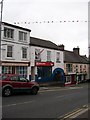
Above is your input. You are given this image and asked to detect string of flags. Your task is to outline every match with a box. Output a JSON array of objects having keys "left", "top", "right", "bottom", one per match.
[{"left": 14, "top": 20, "right": 89, "bottom": 25}]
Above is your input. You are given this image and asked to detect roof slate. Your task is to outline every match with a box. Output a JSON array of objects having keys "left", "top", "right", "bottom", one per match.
[
  {"left": 30, "top": 37, "right": 88, "bottom": 64},
  {"left": 30, "top": 37, "right": 59, "bottom": 50},
  {"left": 64, "top": 50, "right": 88, "bottom": 64}
]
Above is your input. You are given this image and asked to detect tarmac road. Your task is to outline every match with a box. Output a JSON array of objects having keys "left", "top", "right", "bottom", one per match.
[{"left": 1, "top": 83, "right": 89, "bottom": 119}]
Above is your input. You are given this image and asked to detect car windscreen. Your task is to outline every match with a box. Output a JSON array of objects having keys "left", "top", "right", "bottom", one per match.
[{"left": 0, "top": 75, "right": 8, "bottom": 80}]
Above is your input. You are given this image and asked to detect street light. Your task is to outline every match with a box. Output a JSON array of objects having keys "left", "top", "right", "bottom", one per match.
[{"left": 0, "top": 0, "right": 4, "bottom": 74}]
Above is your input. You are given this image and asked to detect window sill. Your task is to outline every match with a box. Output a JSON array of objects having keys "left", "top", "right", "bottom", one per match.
[
  {"left": 18, "top": 40, "right": 28, "bottom": 43},
  {"left": 3, "top": 37, "right": 14, "bottom": 41},
  {"left": 21, "top": 58, "right": 29, "bottom": 61},
  {"left": 5, "top": 57, "right": 15, "bottom": 60}
]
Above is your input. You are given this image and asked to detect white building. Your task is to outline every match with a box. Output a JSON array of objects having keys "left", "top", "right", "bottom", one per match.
[
  {"left": 1, "top": 22, "right": 31, "bottom": 78},
  {"left": 29, "top": 37, "right": 65, "bottom": 83},
  {"left": 1, "top": 22, "right": 65, "bottom": 83}
]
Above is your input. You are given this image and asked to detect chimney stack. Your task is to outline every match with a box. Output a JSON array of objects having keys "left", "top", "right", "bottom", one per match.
[
  {"left": 73, "top": 47, "right": 80, "bottom": 55},
  {"left": 58, "top": 44, "right": 65, "bottom": 50}
]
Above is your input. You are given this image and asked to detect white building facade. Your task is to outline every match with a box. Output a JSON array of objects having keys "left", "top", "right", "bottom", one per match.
[
  {"left": 1, "top": 22, "right": 31, "bottom": 78},
  {"left": 29, "top": 37, "right": 65, "bottom": 83},
  {"left": 1, "top": 23, "right": 65, "bottom": 83}
]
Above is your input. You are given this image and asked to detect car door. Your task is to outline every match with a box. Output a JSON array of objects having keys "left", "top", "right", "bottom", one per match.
[
  {"left": 18, "top": 76, "right": 32, "bottom": 92},
  {"left": 9, "top": 75, "right": 22, "bottom": 92}
]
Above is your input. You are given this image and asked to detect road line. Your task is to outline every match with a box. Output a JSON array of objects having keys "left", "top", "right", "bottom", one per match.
[
  {"left": 57, "top": 104, "right": 89, "bottom": 120},
  {"left": 64, "top": 108, "right": 83, "bottom": 119},
  {"left": 2, "top": 100, "right": 34, "bottom": 107},
  {"left": 56, "top": 93, "right": 75, "bottom": 99},
  {"left": 71, "top": 108, "right": 88, "bottom": 118},
  {"left": 69, "top": 87, "right": 83, "bottom": 89}
]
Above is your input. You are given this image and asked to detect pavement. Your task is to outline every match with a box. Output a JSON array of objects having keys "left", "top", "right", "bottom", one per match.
[{"left": 39, "top": 82, "right": 89, "bottom": 91}]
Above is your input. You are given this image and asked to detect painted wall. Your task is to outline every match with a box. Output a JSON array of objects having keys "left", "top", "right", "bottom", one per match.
[
  {"left": 1, "top": 24, "right": 30, "bottom": 62},
  {"left": 30, "top": 46, "right": 64, "bottom": 70},
  {"left": 64, "top": 63, "right": 89, "bottom": 80}
]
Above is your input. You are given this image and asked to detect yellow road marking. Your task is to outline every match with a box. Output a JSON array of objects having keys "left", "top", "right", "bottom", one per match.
[
  {"left": 64, "top": 108, "right": 83, "bottom": 119},
  {"left": 58, "top": 104, "right": 89, "bottom": 120}
]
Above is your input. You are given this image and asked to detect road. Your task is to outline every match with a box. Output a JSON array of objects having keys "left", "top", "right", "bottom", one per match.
[{"left": 2, "top": 83, "right": 89, "bottom": 119}]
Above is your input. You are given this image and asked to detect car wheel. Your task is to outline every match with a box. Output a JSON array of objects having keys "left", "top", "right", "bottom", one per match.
[
  {"left": 31, "top": 87, "right": 38, "bottom": 95},
  {"left": 3, "top": 87, "right": 12, "bottom": 97}
]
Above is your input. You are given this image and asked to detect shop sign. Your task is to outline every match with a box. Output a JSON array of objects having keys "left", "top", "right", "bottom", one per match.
[
  {"left": 35, "top": 62, "right": 54, "bottom": 66},
  {"left": 2, "top": 62, "right": 30, "bottom": 66}
]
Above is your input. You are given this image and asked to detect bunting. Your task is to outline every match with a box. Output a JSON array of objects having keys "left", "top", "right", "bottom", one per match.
[{"left": 13, "top": 20, "right": 89, "bottom": 25}]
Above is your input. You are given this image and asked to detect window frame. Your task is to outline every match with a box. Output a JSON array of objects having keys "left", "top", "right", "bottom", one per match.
[
  {"left": 35, "top": 49, "right": 41, "bottom": 61},
  {"left": 66, "top": 64, "right": 73, "bottom": 72},
  {"left": 47, "top": 50, "right": 51, "bottom": 61},
  {"left": 19, "top": 31, "right": 27, "bottom": 42},
  {"left": 22, "top": 47, "right": 27, "bottom": 59},
  {"left": 7, "top": 45, "right": 13, "bottom": 58},
  {"left": 56, "top": 52, "right": 60, "bottom": 63},
  {"left": 4, "top": 27, "right": 14, "bottom": 39}
]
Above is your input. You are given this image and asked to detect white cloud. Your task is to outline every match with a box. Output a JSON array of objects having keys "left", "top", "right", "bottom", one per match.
[{"left": 2, "top": 0, "right": 89, "bottom": 56}]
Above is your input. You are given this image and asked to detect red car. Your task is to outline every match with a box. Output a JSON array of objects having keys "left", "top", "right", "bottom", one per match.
[{"left": 0, "top": 74, "right": 39, "bottom": 97}]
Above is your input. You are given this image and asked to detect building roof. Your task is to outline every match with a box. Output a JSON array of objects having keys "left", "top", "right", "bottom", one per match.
[
  {"left": 64, "top": 50, "right": 88, "bottom": 64},
  {"left": 2, "top": 22, "right": 31, "bottom": 32},
  {"left": 30, "top": 37, "right": 60, "bottom": 50},
  {"left": 30, "top": 37, "right": 88, "bottom": 64}
]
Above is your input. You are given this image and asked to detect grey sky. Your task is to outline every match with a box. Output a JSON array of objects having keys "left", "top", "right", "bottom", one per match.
[{"left": 2, "top": 0, "right": 89, "bottom": 56}]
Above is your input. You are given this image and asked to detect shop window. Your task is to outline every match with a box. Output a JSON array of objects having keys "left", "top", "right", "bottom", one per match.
[
  {"left": 7, "top": 45, "right": 13, "bottom": 57},
  {"left": 4, "top": 27, "right": 14, "bottom": 39},
  {"left": 22, "top": 47, "right": 27, "bottom": 59},
  {"left": 66, "top": 76, "right": 71, "bottom": 82},
  {"left": 47, "top": 51, "right": 51, "bottom": 61},
  {"left": 16, "top": 66, "right": 27, "bottom": 78},
  {"left": 19, "top": 31, "right": 27, "bottom": 42},
  {"left": 2, "top": 66, "right": 15, "bottom": 74},
  {"left": 37, "top": 66, "right": 52, "bottom": 78}
]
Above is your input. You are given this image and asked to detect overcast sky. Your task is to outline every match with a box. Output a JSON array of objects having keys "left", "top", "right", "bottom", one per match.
[{"left": 2, "top": 0, "right": 89, "bottom": 56}]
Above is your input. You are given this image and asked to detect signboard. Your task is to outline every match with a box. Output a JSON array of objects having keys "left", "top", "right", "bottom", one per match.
[
  {"left": 2, "top": 62, "right": 30, "bottom": 66},
  {"left": 35, "top": 62, "right": 54, "bottom": 66}
]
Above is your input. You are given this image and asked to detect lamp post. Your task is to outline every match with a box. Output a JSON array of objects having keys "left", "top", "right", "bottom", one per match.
[
  {"left": 0, "top": 1, "right": 3, "bottom": 120},
  {"left": 0, "top": 0, "right": 4, "bottom": 74}
]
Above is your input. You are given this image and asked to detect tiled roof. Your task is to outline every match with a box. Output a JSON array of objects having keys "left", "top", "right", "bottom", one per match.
[
  {"left": 30, "top": 37, "right": 59, "bottom": 50},
  {"left": 30, "top": 37, "right": 88, "bottom": 64},
  {"left": 64, "top": 50, "right": 88, "bottom": 64}
]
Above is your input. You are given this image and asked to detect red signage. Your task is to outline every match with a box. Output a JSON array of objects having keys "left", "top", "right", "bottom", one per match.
[{"left": 35, "top": 62, "right": 54, "bottom": 66}]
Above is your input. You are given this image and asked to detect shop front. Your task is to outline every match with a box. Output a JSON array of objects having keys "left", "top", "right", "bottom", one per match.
[
  {"left": 2, "top": 61, "right": 30, "bottom": 78},
  {"left": 76, "top": 72, "right": 87, "bottom": 83},
  {"left": 35, "top": 61, "right": 54, "bottom": 82}
]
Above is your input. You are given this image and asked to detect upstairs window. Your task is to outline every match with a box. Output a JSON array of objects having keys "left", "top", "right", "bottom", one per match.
[
  {"left": 56, "top": 52, "right": 60, "bottom": 63},
  {"left": 47, "top": 51, "right": 51, "bottom": 61},
  {"left": 66, "top": 64, "right": 73, "bottom": 72},
  {"left": 80, "top": 65, "right": 82, "bottom": 72},
  {"left": 7, "top": 45, "right": 13, "bottom": 58},
  {"left": 22, "top": 47, "right": 27, "bottom": 59},
  {"left": 4, "top": 27, "right": 14, "bottom": 39},
  {"left": 19, "top": 31, "right": 27, "bottom": 42},
  {"left": 35, "top": 49, "right": 41, "bottom": 61}
]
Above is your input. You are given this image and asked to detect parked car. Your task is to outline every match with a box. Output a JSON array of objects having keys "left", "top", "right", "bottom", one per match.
[{"left": 0, "top": 74, "right": 39, "bottom": 97}]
